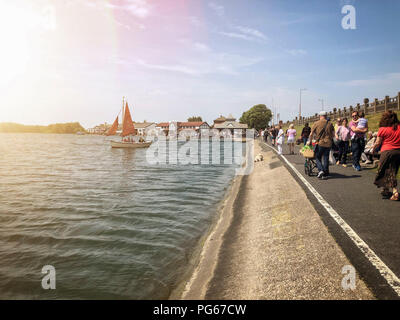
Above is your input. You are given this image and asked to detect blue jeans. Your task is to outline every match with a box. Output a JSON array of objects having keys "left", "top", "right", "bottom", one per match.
[
  {"left": 315, "top": 145, "right": 331, "bottom": 174},
  {"left": 303, "top": 137, "right": 308, "bottom": 146},
  {"left": 351, "top": 137, "right": 365, "bottom": 168}
]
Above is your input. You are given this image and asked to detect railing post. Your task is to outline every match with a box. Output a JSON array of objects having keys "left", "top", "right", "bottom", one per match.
[
  {"left": 374, "top": 98, "right": 378, "bottom": 113},
  {"left": 398, "top": 92, "right": 400, "bottom": 111},
  {"left": 385, "top": 95, "right": 390, "bottom": 112},
  {"left": 364, "top": 98, "right": 369, "bottom": 115},
  {"left": 356, "top": 103, "right": 361, "bottom": 115}
]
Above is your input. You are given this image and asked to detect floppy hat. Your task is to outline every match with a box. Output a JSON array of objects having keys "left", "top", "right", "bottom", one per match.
[{"left": 319, "top": 111, "right": 327, "bottom": 116}]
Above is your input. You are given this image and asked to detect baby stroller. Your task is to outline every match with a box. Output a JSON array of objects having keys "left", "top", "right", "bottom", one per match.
[{"left": 302, "top": 143, "right": 318, "bottom": 176}]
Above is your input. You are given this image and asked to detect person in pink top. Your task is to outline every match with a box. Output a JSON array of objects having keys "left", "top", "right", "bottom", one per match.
[
  {"left": 373, "top": 111, "right": 400, "bottom": 201},
  {"left": 286, "top": 124, "right": 297, "bottom": 155},
  {"left": 335, "top": 118, "right": 351, "bottom": 167}
]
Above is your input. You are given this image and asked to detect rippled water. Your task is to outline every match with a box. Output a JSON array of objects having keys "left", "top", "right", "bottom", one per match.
[{"left": 0, "top": 133, "right": 241, "bottom": 299}]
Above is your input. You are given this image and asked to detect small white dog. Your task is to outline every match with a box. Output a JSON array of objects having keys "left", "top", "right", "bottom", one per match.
[{"left": 254, "top": 153, "right": 264, "bottom": 162}]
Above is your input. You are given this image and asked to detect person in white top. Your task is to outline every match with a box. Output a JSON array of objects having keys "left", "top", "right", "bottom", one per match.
[{"left": 276, "top": 125, "right": 285, "bottom": 155}]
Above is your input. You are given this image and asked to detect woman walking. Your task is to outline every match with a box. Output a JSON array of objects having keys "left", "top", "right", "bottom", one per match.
[
  {"left": 373, "top": 111, "right": 400, "bottom": 201},
  {"left": 286, "top": 124, "right": 297, "bottom": 154},
  {"left": 276, "top": 125, "right": 284, "bottom": 155},
  {"left": 301, "top": 123, "right": 311, "bottom": 146},
  {"left": 335, "top": 118, "right": 351, "bottom": 167}
]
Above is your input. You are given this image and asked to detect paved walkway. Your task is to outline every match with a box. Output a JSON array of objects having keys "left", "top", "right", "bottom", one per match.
[
  {"left": 262, "top": 139, "right": 400, "bottom": 299},
  {"left": 182, "top": 141, "right": 374, "bottom": 300}
]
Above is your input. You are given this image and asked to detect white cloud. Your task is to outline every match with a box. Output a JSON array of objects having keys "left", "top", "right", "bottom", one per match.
[
  {"left": 218, "top": 31, "right": 254, "bottom": 41},
  {"left": 136, "top": 59, "right": 199, "bottom": 75},
  {"left": 124, "top": 0, "right": 151, "bottom": 18},
  {"left": 286, "top": 49, "right": 307, "bottom": 56},
  {"left": 187, "top": 16, "right": 203, "bottom": 28},
  {"left": 218, "top": 26, "right": 267, "bottom": 43},
  {"left": 135, "top": 52, "right": 263, "bottom": 77},
  {"left": 193, "top": 42, "right": 211, "bottom": 53},
  {"left": 235, "top": 26, "right": 267, "bottom": 40},
  {"left": 84, "top": 0, "right": 152, "bottom": 19},
  {"left": 208, "top": 2, "right": 225, "bottom": 17}
]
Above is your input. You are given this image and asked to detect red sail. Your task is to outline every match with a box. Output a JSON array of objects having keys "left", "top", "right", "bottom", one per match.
[
  {"left": 106, "top": 116, "right": 119, "bottom": 136},
  {"left": 122, "top": 102, "right": 136, "bottom": 137}
]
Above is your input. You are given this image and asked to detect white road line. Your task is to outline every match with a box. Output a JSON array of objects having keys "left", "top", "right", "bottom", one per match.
[{"left": 264, "top": 142, "right": 400, "bottom": 296}]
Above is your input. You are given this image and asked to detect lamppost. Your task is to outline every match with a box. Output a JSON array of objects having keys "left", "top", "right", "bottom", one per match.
[
  {"left": 299, "top": 88, "right": 307, "bottom": 119},
  {"left": 318, "top": 98, "right": 324, "bottom": 111}
]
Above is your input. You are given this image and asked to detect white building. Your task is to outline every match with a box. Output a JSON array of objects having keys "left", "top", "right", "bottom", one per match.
[{"left": 134, "top": 122, "right": 156, "bottom": 136}]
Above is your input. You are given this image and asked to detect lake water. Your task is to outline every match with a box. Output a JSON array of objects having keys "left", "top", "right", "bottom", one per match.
[{"left": 0, "top": 133, "right": 242, "bottom": 299}]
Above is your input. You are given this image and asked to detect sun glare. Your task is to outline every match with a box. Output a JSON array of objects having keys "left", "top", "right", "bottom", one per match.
[{"left": 0, "top": 3, "right": 35, "bottom": 86}]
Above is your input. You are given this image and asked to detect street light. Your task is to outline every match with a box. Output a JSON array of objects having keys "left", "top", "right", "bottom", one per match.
[
  {"left": 318, "top": 98, "right": 324, "bottom": 111},
  {"left": 299, "top": 88, "right": 307, "bottom": 119}
]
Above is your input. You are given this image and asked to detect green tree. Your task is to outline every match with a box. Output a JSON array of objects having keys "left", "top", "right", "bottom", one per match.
[
  {"left": 239, "top": 104, "right": 272, "bottom": 131},
  {"left": 187, "top": 116, "right": 203, "bottom": 122}
]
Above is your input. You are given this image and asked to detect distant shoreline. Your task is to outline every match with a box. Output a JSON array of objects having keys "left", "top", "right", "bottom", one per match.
[{"left": 0, "top": 122, "right": 86, "bottom": 134}]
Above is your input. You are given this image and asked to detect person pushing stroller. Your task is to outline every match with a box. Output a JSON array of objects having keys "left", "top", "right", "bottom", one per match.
[{"left": 307, "top": 111, "right": 335, "bottom": 180}]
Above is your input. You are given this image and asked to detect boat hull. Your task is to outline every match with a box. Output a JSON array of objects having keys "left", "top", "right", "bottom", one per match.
[{"left": 111, "top": 141, "right": 152, "bottom": 148}]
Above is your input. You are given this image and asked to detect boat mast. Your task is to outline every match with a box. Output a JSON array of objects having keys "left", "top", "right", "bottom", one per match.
[{"left": 121, "top": 96, "right": 125, "bottom": 125}]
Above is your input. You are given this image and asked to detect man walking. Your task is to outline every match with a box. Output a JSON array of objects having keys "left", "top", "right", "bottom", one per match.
[
  {"left": 349, "top": 111, "right": 368, "bottom": 171},
  {"left": 308, "top": 111, "right": 335, "bottom": 180}
]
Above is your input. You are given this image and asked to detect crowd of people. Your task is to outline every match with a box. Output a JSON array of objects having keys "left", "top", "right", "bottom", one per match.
[{"left": 260, "top": 110, "right": 400, "bottom": 201}]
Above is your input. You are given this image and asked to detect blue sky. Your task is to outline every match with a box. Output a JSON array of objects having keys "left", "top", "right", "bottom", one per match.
[{"left": 1, "top": 0, "right": 399, "bottom": 128}]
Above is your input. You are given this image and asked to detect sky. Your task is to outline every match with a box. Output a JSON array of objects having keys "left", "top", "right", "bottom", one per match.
[{"left": 0, "top": 0, "right": 399, "bottom": 128}]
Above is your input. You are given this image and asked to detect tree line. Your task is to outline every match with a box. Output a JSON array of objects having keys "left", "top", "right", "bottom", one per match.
[{"left": 0, "top": 122, "right": 86, "bottom": 134}]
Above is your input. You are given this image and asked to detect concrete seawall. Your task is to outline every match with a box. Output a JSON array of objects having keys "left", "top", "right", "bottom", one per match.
[{"left": 180, "top": 140, "right": 374, "bottom": 299}]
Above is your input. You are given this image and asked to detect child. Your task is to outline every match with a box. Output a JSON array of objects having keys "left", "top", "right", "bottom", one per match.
[{"left": 352, "top": 113, "right": 367, "bottom": 139}]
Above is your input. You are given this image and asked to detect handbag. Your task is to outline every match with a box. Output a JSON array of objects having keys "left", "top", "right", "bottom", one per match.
[
  {"left": 316, "top": 120, "right": 330, "bottom": 144},
  {"left": 302, "top": 148, "right": 315, "bottom": 158}
]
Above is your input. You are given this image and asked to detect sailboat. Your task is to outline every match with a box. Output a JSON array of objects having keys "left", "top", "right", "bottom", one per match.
[{"left": 108, "top": 98, "right": 152, "bottom": 149}]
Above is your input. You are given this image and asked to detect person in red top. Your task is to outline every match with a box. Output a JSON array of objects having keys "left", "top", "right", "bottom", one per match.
[{"left": 373, "top": 111, "right": 400, "bottom": 201}]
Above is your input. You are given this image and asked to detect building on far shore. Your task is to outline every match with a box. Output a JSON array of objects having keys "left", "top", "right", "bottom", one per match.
[
  {"left": 87, "top": 123, "right": 111, "bottom": 135},
  {"left": 211, "top": 114, "right": 248, "bottom": 138},
  {"left": 156, "top": 121, "right": 210, "bottom": 136},
  {"left": 212, "top": 115, "right": 247, "bottom": 130},
  {"left": 134, "top": 122, "right": 156, "bottom": 136},
  {"left": 156, "top": 122, "right": 170, "bottom": 136}
]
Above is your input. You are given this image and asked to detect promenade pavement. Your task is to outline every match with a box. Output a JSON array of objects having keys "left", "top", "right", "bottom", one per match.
[{"left": 182, "top": 141, "right": 374, "bottom": 300}]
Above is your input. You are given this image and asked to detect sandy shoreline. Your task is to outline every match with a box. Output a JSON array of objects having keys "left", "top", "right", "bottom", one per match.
[{"left": 177, "top": 140, "right": 375, "bottom": 300}]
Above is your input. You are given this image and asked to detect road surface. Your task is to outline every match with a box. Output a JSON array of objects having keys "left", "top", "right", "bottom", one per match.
[{"left": 262, "top": 140, "right": 400, "bottom": 299}]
